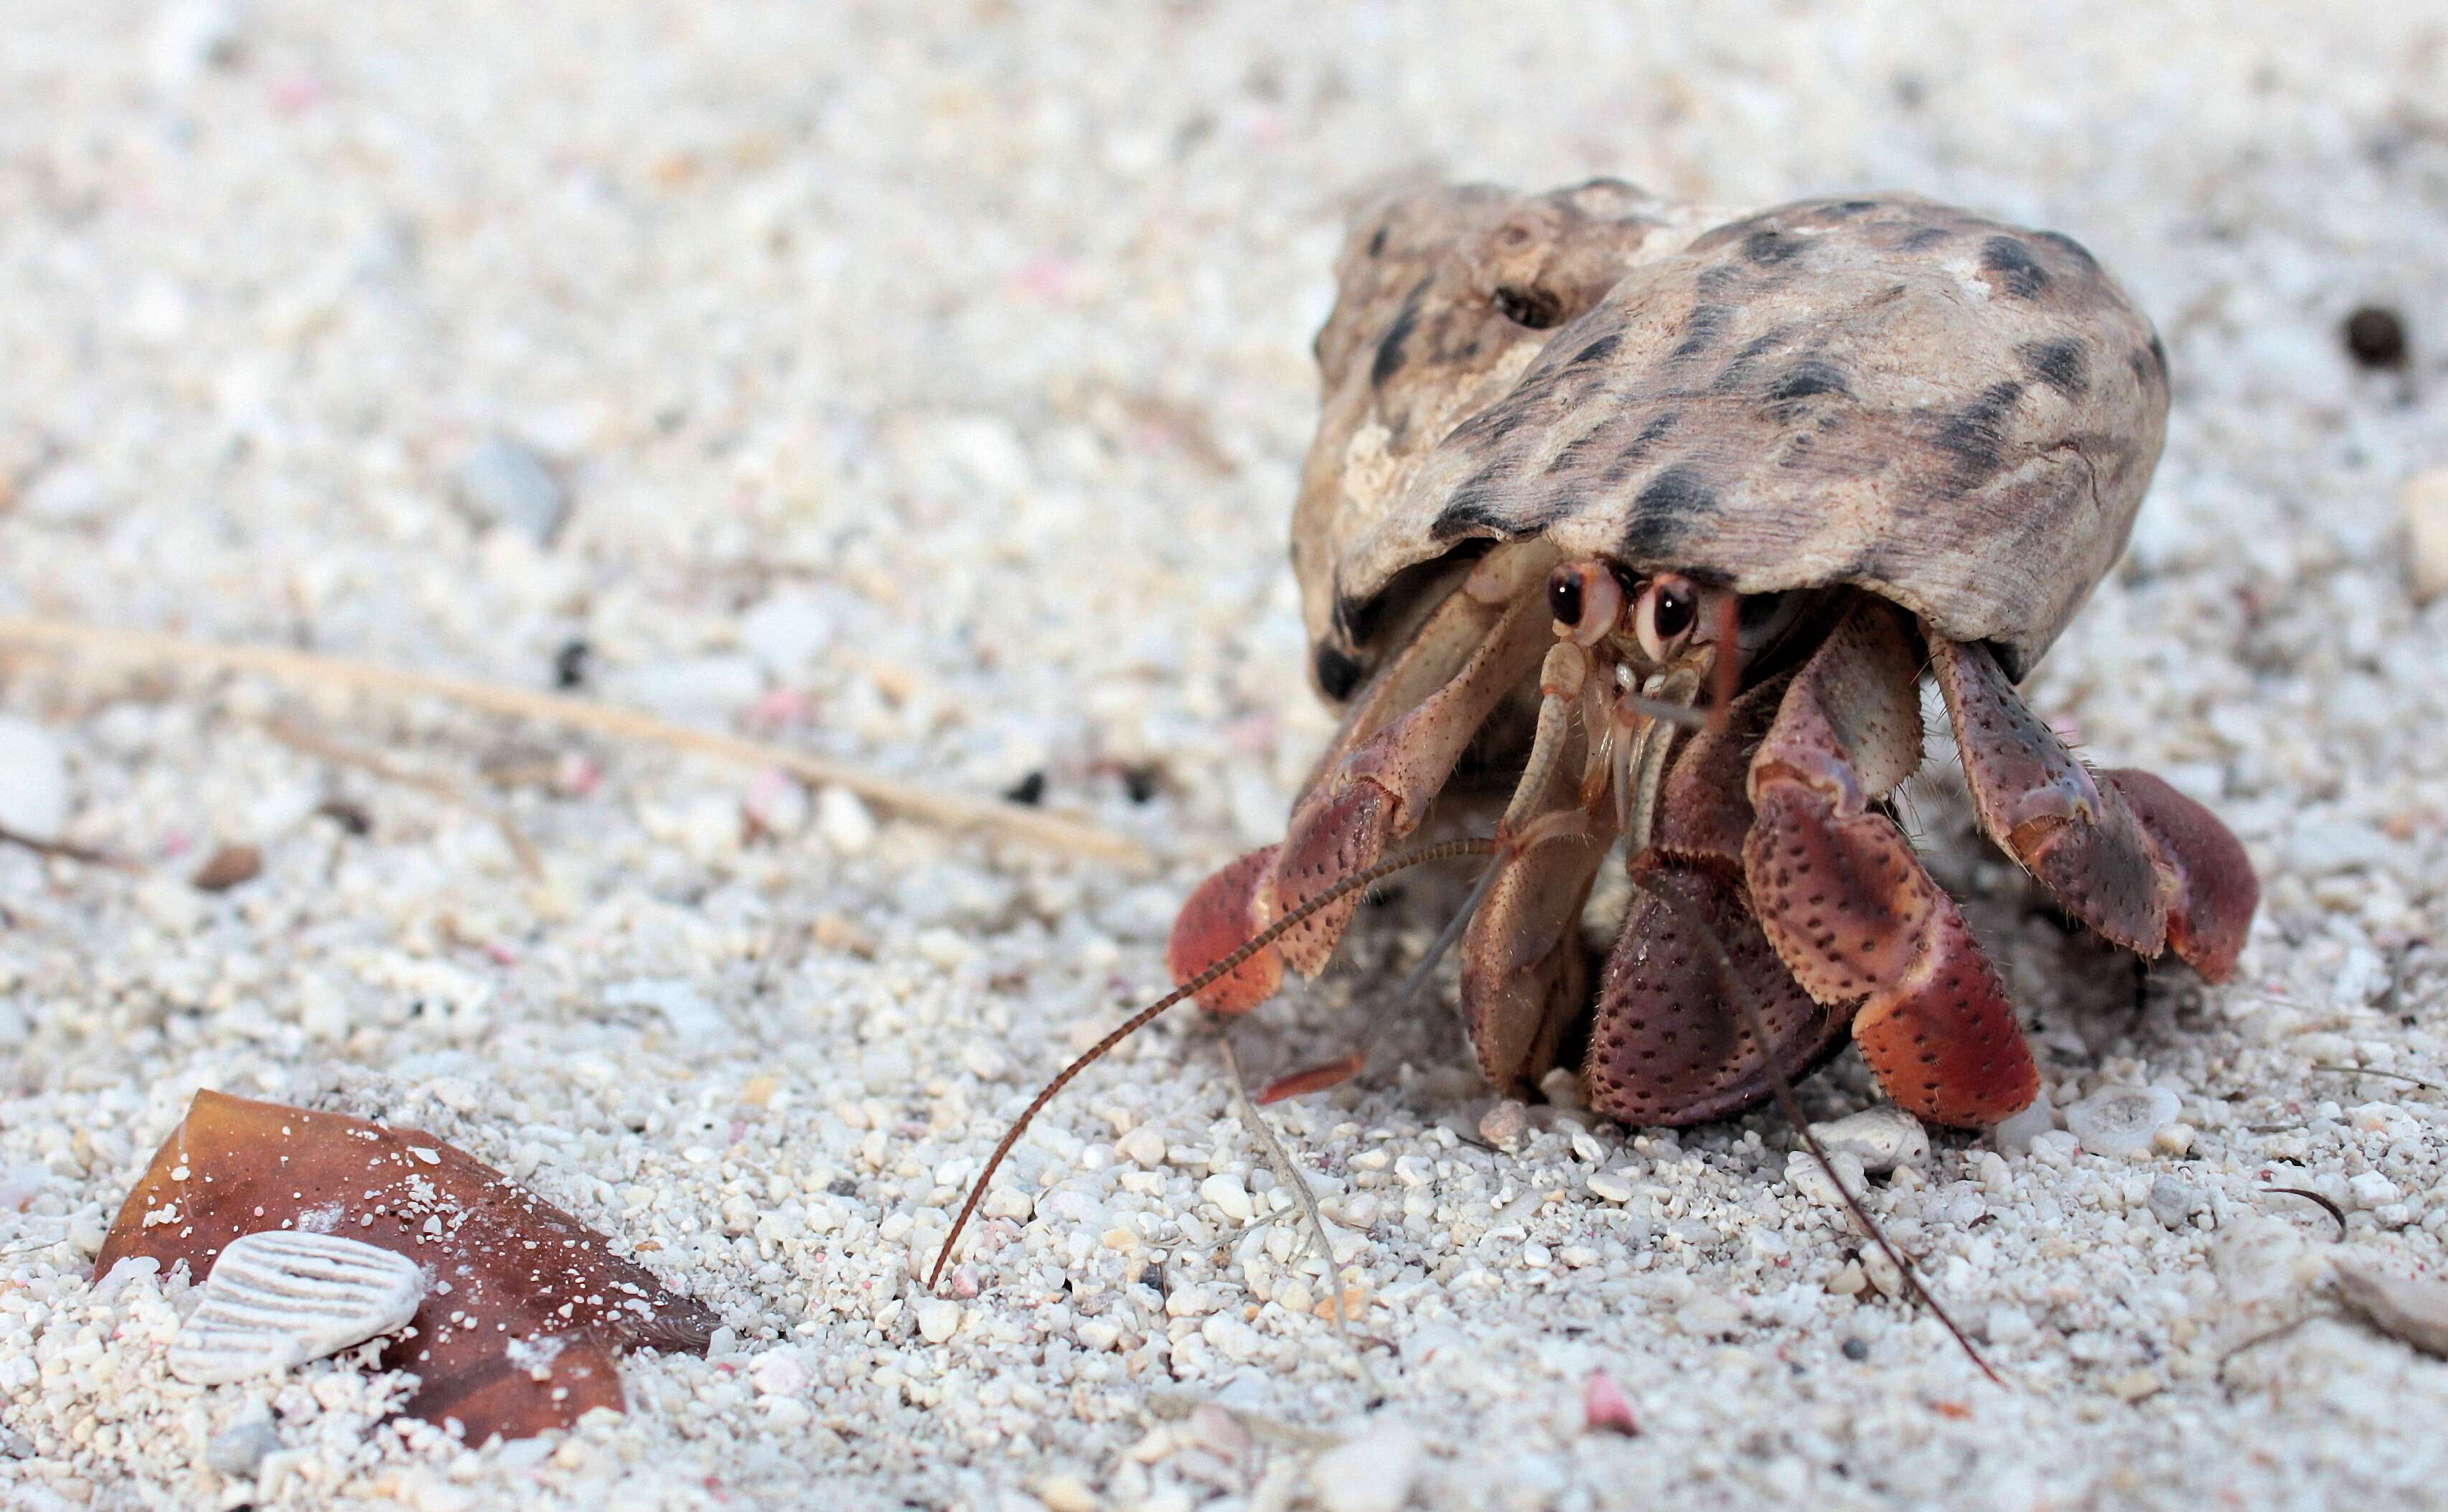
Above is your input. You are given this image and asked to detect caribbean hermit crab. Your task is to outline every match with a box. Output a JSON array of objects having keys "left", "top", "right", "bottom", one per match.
[{"left": 1164, "top": 179, "right": 2259, "bottom": 1132}]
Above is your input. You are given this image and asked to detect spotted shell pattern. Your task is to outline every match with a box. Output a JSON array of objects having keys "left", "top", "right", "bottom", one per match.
[{"left": 1298, "top": 182, "right": 2170, "bottom": 685}]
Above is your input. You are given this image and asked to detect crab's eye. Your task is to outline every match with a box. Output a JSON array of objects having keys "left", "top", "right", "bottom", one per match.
[
  {"left": 1546, "top": 562, "right": 1624, "bottom": 647},
  {"left": 1634, "top": 575, "right": 1700, "bottom": 661}
]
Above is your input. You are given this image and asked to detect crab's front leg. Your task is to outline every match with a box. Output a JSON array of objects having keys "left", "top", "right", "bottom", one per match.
[
  {"left": 1741, "top": 603, "right": 2041, "bottom": 1128},
  {"left": 1168, "top": 546, "right": 1558, "bottom": 1012},
  {"left": 1932, "top": 637, "right": 2256, "bottom": 980}
]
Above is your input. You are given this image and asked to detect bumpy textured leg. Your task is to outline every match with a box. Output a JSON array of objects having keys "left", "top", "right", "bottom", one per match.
[
  {"left": 1577, "top": 671, "right": 1845, "bottom": 1125},
  {"left": 1585, "top": 856, "right": 1847, "bottom": 1127},
  {"left": 1743, "top": 604, "right": 2040, "bottom": 1127},
  {"left": 1931, "top": 637, "right": 2167, "bottom": 957},
  {"left": 2098, "top": 769, "right": 2257, "bottom": 980},
  {"left": 1167, "top": 557, "right": 1552, "bottom": 1008},
  {"left": 1265, "top": 590, "right": 1553, "bottom": 974}
]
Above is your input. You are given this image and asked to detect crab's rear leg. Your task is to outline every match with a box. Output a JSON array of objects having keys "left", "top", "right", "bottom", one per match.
[
  {"left": 1743, "top": 604, "right": 2040, "bottom": 1127},
  {"left": 1932, "top": 637, "right": 2255, "bottom": 980}
]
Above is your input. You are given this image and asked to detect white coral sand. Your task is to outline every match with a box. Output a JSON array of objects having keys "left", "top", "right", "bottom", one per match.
[{"left": 1, "top": 2, "right": 2445, "bottom": 1508}]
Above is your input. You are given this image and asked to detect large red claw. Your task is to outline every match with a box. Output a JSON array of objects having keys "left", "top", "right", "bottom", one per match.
[
  {"left": 1747, "top": 775, "right": 2040, "bottom": 1129},
  {"left": 1168, "top": 845, "right": 1285, "bottom": 1013},
  {"left": 2101, "top": 769, "right": 2259, "bottom": 981}
]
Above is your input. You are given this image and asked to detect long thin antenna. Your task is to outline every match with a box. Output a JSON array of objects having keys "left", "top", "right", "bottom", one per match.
[
  {"left": 1628, "top": 866, "right": 2004, "bottom": 1386},
  {"left": 927, "top": 835, "right": 1500, "bottom": 1289}
]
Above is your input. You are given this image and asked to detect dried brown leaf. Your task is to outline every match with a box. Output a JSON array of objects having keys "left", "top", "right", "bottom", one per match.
[{"left": 97, "top": 1090, "right": 716, "bottom": 1442}]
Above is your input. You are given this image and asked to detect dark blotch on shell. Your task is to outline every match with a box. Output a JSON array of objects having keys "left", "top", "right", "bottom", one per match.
[
  {"left": 1674, "top": 304, "right": 1731, "bottom": 360},
  {"left": 2017, "top": 338, "right": 2089, "bottom": 398},
  {"left": 1933, "top": 380, "right": 2025, "bottom": 481},
  {"left": 1979, "top": 236, "right": 2050, "bottom": 299},
  {"left": 1371, "top": 283, "right": 1427, "bottom": 387},
  {"left": 1743, "top": 229, "right": 1803, "bottom": 264},
  {"left": 1622, "top": 464, "right": 1719, "bottom": 558},
  {"left": 1767, "top": 360, "right": 1852, "bottom": 413}
]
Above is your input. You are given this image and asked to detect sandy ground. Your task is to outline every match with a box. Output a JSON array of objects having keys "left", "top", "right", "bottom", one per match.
[{"left": 4, "top": 1, "right": 2448, "bottom": 1508}]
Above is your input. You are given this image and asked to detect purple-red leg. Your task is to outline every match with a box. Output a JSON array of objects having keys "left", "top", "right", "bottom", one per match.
[
  {"left": 1743, "top": 605, "right": 2040, "bottom": 1127},
  {"left": 1933, "top": 636, "right": 2256, "bottom": 979}
]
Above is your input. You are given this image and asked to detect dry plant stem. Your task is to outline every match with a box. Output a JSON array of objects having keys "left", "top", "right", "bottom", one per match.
[
  {"left": 0, "top": 825, "right": 133, "bottom": 871},
  {"left": 927, "top": 836, "right": 1501, "bottom": 1290},
  {"left": 1218, "top": 1036, "right": 1363, "bottom": 1358},
  {"left": 268, "top": 718, "right": 543, "bottom": 878},
  {"left": 1629, "top": 865, "right": 2004, "bottom": 1387},
  {"left": 2311, "top": 1063, "right": 2448, "bottom": 1096},
  {"left": 0, "top": 614, "right": 1146, "bottom": 865},
  {"left": 1220, "top": 1035, "right": 1382, "bottom": 1398}
]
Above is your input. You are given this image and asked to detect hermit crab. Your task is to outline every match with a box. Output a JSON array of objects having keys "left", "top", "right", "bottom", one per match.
[
  {"left": 933, "top": 180, "right": 2259, "bottom": 1293},
  {"left": 1163, "top": 179, "right": 2258, "bottom": 1132}
]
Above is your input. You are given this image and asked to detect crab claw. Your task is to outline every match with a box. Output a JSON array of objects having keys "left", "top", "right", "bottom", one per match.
[
  {"left": 1745, "top": 605, "right": 2040, "bottom": 1128},
  {"left": 1167, "top": 846, "right": 1286, "bottom": 1013},
  {"left": 2100, "top": 769, "right": 2257, "bottom": 980}
]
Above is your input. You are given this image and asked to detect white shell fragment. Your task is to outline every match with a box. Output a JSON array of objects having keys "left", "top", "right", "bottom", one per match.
[
  {"left": 2063, "top": 1086, "right": 2183, "bottom": 1158},
  {"left": 1785, "top": 1147, "right": 1869, "bottom": 1208},
  {"left": 1806, "top": 1106, "right": 1931, "bottom": 1173},
  {"left": 2404, "top": 466, "right": 2448, "bottom": 605},
  {"left": 168, "top": 1231, "right": 426, "bottom": 1386}
]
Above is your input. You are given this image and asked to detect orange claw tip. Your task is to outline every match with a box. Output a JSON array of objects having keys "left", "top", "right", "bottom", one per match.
[
  {"left": 1168, "top": 845, "right": 1286, "bottom": 1013},
  {"left": 2101, "top": 769, "right": 2258, "bottom": 982},
  {"left": 1257, "top": 1049, "right": 1367, "bottom": 1104}
]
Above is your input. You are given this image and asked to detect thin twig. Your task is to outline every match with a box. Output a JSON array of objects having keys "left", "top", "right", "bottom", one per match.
[
  {"left": 0, "top": 614, "right": 1147, "bottom": 865},
  {"left": 1219, "top": 1035, "right": 1374, "bottom": 1392},
  {"left": 0, "top": 825, "right": 136, "bottom": 871},
  {"left": 2311, "top": 1063, "right": 2448, "bottom": 1097},
  {"left": 268, "top": 718, "right": 543, "bottom": 878}
]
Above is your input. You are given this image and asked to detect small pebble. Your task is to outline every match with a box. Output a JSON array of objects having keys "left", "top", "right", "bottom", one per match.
[
  {"left": 2064, "top": 1086, "right": 2182, "bottom": 1158},
  {"left": 737, "top": 591, "right": 837, "bottom": 676},
  {"left": 1785, "top": 1147, "right": 1868, "bottom": 1208},
  {"left": 203, "top": 1420, "right": 281, "bottom": 1478},
  {"left": 1992, "top": 1086, "right": 2057, "bottom": 1155},
  {"left": 1806, "top": 1106, "right": 1930, "bottom": 1173},
  {"left": 192, "top": 842, "right": 263, "bottom": 892},
  {"left": 914, "top": 1299, "right": 962, "bottom": 1344},
  {"left": 1309, "top": 1420, "right": 1424, "bottom": 1512},
  {"left": 2404, "top": 466, "right": 2448, "bottom": 606},
  {"left": 816, "top": 786, "right": 878, "bottom": 855},
  {"left": 2344, "top": 306, "right": 2409, "bottom": 370},
  {"left": 1582, "top": 1371, "right": 1638, "bottom": 1435},
  {"left": 1840, "top": 1337, "right": 1870, "bottom": 1361},
  {"left": 455, "top": 436, "right": 568, "bottom": 545},
  {"left": 1478, "top": 1100, "right": 1529, "bottom": 1152},
  {"left": 0, "top": 717, "right": 70, "bottom": 842},
  {"left": 2147, "top": 1175, "right": 2205, "bottom": 1230},
  {"left": 1585, "top": 1169, "right": 1634, "bottom": 1204},
  {"left": 1200, "top": 1173, "right": 1254, "bottom": 1223}
]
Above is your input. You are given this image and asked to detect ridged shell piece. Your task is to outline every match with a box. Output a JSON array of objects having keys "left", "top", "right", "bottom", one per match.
[{"left": 168, "top": 1231, "right": 426, "bottom": 1385}]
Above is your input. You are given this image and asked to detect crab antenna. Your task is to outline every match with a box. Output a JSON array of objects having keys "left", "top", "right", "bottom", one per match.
[
  {"left": 1627, "top": 864, "right": 2006, "bottom": 1388},
  {"left": 927, "top": 835, "right": 1501, "bottom": 1290}
]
